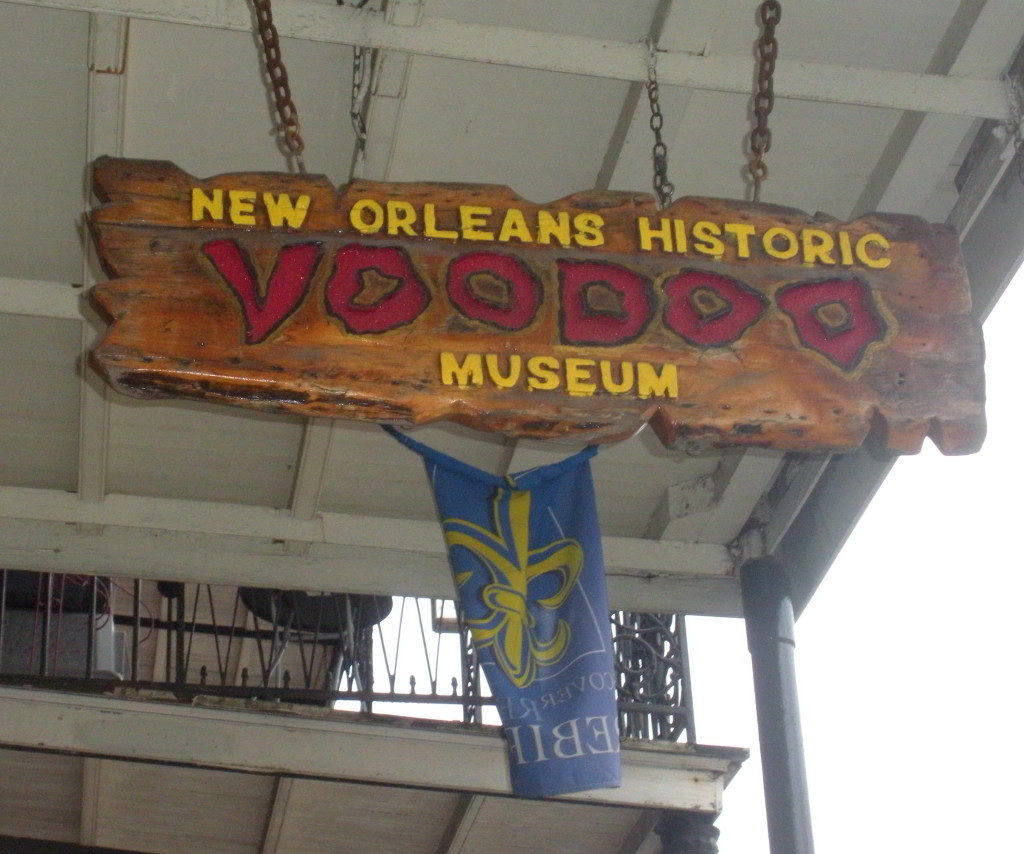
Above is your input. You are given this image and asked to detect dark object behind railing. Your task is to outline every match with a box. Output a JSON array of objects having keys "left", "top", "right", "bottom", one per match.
[
  {"left": 0, "top": 572, "right": 115, "bottom": 678},
  {"left": 0, "top": 571, "right": 695, "bottom": 742}
]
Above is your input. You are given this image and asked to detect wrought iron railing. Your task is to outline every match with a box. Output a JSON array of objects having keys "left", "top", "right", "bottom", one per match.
[{"left": 0, "top": 570, "right": 695, "bottom": 743}]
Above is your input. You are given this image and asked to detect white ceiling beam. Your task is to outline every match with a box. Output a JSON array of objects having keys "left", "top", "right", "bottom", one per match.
[
  {"left": 0, "top": 486, "right": 741, "bottom": 615},
  {"left": 79, "top": 757, "right": 103, "bottom": 846},
  {"left": 648, "top": 450, "right": 782, "bottom": 544},
  {"left": 0, "top": 686, "right": 744, "bottom": 810},
  {"left": 77, "top": 12, "right": 127, "bottom": 504},
  {"left": 289, "top": 418, "right": 334, "bottom": 521},
  {"left": 760, "top": 454, "right": 831, "bottom": 555},
  {"left": 5, "top": 0, "right": 1013, "bottom": 120},
  {"left": 352, "top": 0, "right": 421, "bottom": 181},
  {"left": 78, "top": 304, "right": 111, "bottom": 503},
  {"left": 284, "top": 417, "right": 333, "bottom": 554},
  {"left": 259, "top": 777, "right": 294, "bottom": 854},
  {"left": 949, "top": 28, "right": 1024, "bottom": 235},
  {"left": 854, "top": 0, "right": 1024, "bottom": 217},
  {"left": 619, "top": 811, "right": 660, "bottom": 854},
  {"left": 948, "top": 119, "right": 1022, "bottom": 236},
  {"left": 439, "top": 794, "right": 487, "bottom": 854},
  {"left": 599, "top": 0, "right": 694, "bottom": 193}
]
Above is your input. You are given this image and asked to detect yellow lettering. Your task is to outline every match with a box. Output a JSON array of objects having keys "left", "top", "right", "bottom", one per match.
[
  {"left": 386, "top": 200, "right": 418, "bottom": 236},
  {"left": 564, "top": 358, "right": 597, "bottom": 396},
  {"left": 724, "top": 222, "right": 756, "bottom": 258},
  {"left": 672, "top": 219, "right": 688, "bottom": 254},
  {"left": 572, "top": 213, "right": 605, "bottom": 247},
  {"left": 536, "top": 211, "right": 572, "bottom": 247},
  {"left": 837, "top": 231, "right": 855, "bottom": 266},
  {"left": 497, "top": 208, "right": 533, "bottom": 243},
  {"left": 439, "top": 352, "right": 483, "bottom": 387},
  {"left": 599, "top": 360, "right": 634, "bottom": 394},
  {"left": 228, "top": 189, "right": 257, "bottom": 225},
  {"left": 763, "top": 226, "right": 800, "bottom": 260},
  {"left": 638, "top": 217, "right": 673, "bottom": 252},
  {"left": 485, "top": 354, "right": 522, "bottom": 389},
  {"left": 855, "top": 233, "right": 891, "bottom": 268},
  {"left": 636, "top": 362, "right": 678, "bottom": 399},
  {"left": 692, "top": 221, "right": 725, "bottom": 257},
  {"left": 801, "top": 229, "right": 836, "bottom": 265},
  {"left": 459, "top": 205, "right": 494, "bottom": 241},
  {"left": 350, "top": 199, "right": 384, "bottom": 234},
  {"left": 262, "top": 193, "right": 310, "bottom": 228},
  {"left": 526, "top": 356, "right": 560, "bottom": 391},
  {"left": 423, "top": 203, "right": 458, "bottom": 240},
  {"left": 191, "top": 188, "right": 223, "bottom": 222}
]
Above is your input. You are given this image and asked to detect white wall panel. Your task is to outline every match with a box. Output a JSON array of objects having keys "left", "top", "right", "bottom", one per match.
[
  {"left": 123, "top": 18, "right": 357, "bottom": 181},
  {"left": 0, "top": 3, "right": 89, "bottom": 282},
  {"left": 0, "top": 315, "right": 81, "bottom": 489}
]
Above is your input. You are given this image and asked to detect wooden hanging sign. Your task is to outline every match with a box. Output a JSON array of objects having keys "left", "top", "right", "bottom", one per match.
[{"left": 88, "top": 157, "right": 984, "bottom": 454}]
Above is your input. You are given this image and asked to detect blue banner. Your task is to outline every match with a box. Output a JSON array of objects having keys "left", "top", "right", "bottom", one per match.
[{"left": 385, "top": 427, "right": 620, "bottom": 798}]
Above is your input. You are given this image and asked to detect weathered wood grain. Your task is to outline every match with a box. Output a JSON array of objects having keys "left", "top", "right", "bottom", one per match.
[{"left": 88, "top": 157, "right": 984, "bottom": 454}]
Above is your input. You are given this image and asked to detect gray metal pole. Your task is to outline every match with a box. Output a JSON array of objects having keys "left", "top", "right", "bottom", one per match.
[{"left": 740, "top": 556, "right": 815, "bottom": 854}]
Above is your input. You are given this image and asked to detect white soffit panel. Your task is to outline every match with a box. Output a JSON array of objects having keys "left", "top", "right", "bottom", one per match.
[
  {"left": 0, "top": 3, "right": 89, "bottom": 282},
  {"left": 123, "top": 18, "right": 357, "bottom": 180},
  {"left": 0, "top": 315, "right": 81, "bottom": 490},
  {"left": 386, "top": 56, "right": 631, "bottom": 199},
  {"left": 688, "top": 0, "right": 964, "bottom": 71},
  {"left": 105, "top": 397, "right": 305, "bottom": 507},
  {"left": 507, "top": 430, "right": 725, "bottom": 540},
  {"left": 319, "top": 422, "right": 506, "bottom": 521},
  {"left": 670, "top": 95, "right": 906, "bottom": 218}
]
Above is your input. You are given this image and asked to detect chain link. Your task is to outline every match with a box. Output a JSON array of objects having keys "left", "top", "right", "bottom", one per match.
[
  {"left": 748, "top": 0, "right": 781, "bottom": 201},
  {"left": 340, "top": 1, "right": 373, "bottom": 177},
  {"left": 252, "top": 0, "right": 306, "bottom": 173},
  {"left": 350, "top": 46, "right": 372, "bottom": 176},
  {"left": 645, "top": 38, "right": 674, "bottom": 209}
]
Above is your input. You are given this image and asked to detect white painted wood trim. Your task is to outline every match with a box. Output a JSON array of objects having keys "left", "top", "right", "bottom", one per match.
[
  {"left": 3, "top": 0, "right": 1012, "bottom": 120},
  {"left": 79, "top": 757, "right": 103, "bottom": 846},
  {"left": 260, "top": 777, "right": 294, "bottom": 854},
  {"left": 0, "top": 687, "right": 743, "bottom": 811},
  {"left": 289, "top": 418, "right": 334, "bottom": 521},
  {"left": 76, "top": 12, "right": 127, "bottom": 505},
  {"left": 855, "top": 0, "right": 1024, "bottom": 218},
  {"left": 0, "top": 277, "right": 82, "bottom": 319},
  {"left": 440, "top": 793, "right": 487, "bottom": 854},
  {"left": 0, "top": 486, "right": 742, "bottom": 615}
]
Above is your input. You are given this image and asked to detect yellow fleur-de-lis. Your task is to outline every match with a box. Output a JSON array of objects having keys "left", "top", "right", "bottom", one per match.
[{"left": 443, "top": 488, "right": 583, "bottom": 688}]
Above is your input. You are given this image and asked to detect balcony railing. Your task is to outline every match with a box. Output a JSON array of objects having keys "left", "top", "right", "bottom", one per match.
[{"left": 0, "top": 570, "right": 695, "bottom": 743}]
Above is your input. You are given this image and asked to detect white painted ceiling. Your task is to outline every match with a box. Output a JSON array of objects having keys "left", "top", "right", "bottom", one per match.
[
  {"left": 0, "top": 2, "right": 1022, "bottom": 852},
  {"left": 0, "top": 0, "right": 1021, "bottom": 615}
]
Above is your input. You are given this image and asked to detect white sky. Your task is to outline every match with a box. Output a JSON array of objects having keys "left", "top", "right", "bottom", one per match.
[{"left": 689, "top": 260, "right": 1024, "bottom": 852}]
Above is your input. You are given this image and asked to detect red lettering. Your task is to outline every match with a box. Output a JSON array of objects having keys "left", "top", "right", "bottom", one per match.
[
  {"left": 202, "top": 239, "right": 321, "bottom": 344},
  {"left": 775, "top": 277, "right": 887, "bottom": 370},
  {"left": 324, "top": 245, "right": 430, "bottom": 334},
  {"left": 447, "top": 251, "right": 541, "bottom": 330},
  {"left": 662, "top": 269, "right": 767, "bottom": 347},
  {"left": 558, "top": 260, "right": 653, "bottom": 345}
]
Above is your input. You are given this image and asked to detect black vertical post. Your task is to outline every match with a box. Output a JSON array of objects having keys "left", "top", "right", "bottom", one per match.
[
  {"left": 39, "top": 572, "right": 54, "bottom": 677},
  {"left": 655, "top": 811, "right": 720, "bottom": 853},
  {"left": 131, "top": 578, "right": 141, "bottom": 681},
  {"left": 740, "top": 556, "right": 814, "bottom": 854}
]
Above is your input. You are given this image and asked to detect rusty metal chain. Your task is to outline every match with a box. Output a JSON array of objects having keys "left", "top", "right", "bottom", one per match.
[
  {"left": 645, "top": 38, "right": 675, "bottom": 209},
  {"left": 253, "top": 0, "right": 306, "bottom": 173},
  {"left": 748, "top": 0, "right": 781, "bottom": 202}
]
